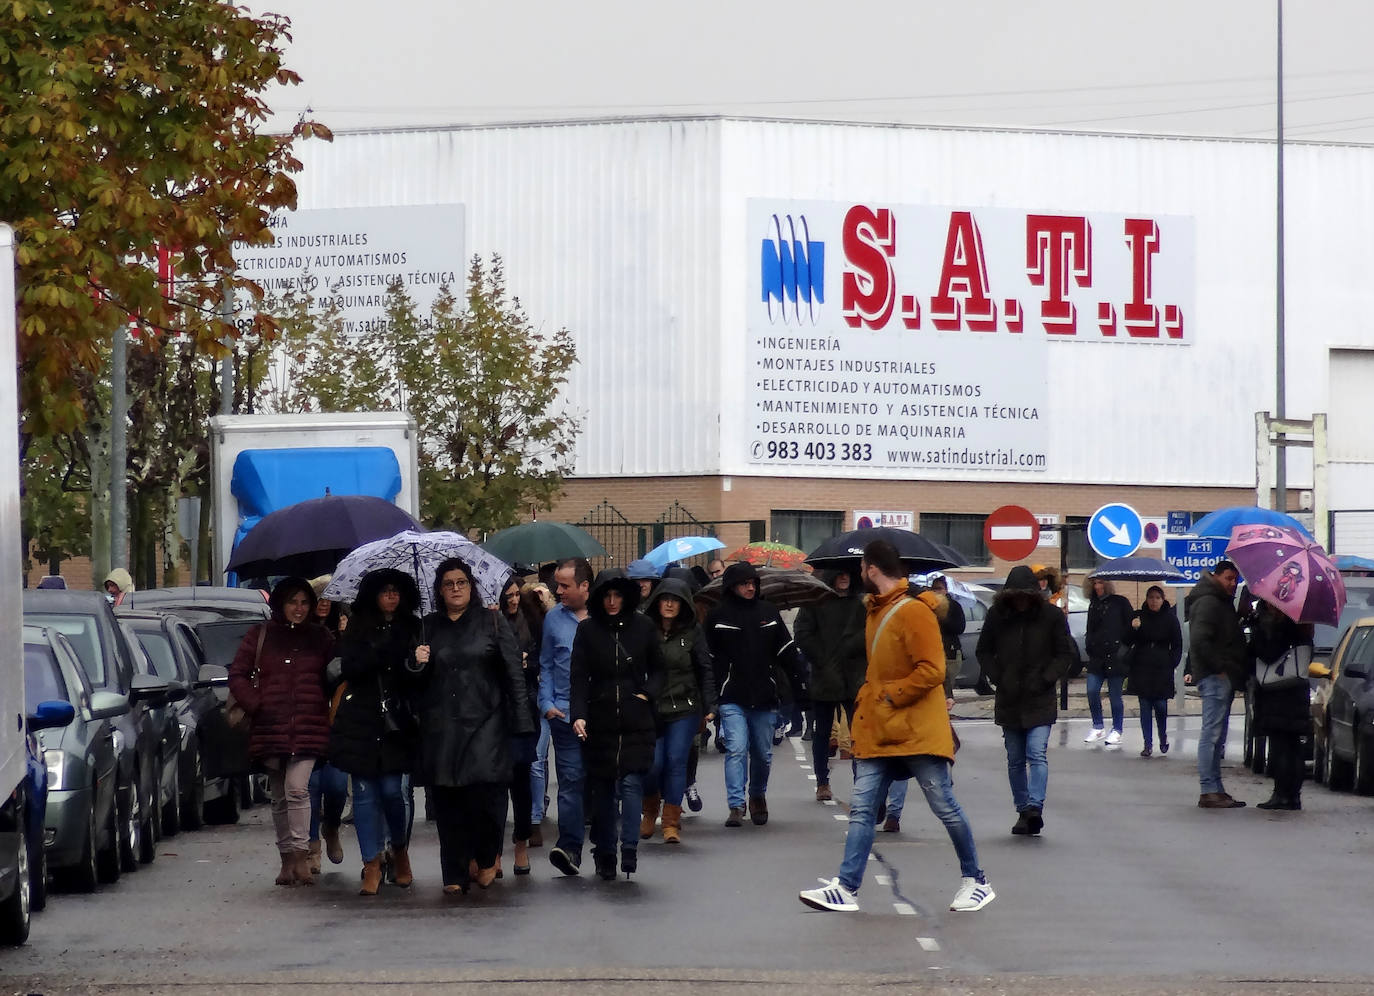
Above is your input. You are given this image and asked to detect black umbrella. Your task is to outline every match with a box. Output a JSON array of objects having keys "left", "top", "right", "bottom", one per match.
[
  {"left": 693, "top": 567, "right": 838, "bottom": 611},
  {"left": 225, "top": 494, "right": 422, "bottom": 579},
  {"left": 807, "top": 526, "right": 961, "bottom": 571}
]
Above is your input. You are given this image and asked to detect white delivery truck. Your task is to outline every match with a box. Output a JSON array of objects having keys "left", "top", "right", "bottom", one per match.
[{"left": 208, "top": 411, "right": 420, "bottom": 582}]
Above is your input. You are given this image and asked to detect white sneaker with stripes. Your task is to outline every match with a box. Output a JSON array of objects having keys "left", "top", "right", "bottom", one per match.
[
  {"left": 949, "top": 875, "right": 996, "bottom": 912},
  {"left": 798, "top": 877, "right": 859, "bottom": 912}
]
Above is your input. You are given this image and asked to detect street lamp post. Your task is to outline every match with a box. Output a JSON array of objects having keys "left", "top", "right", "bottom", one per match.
[{"left": 1274, "top": 0, "right": 1287, "bottom": 512}]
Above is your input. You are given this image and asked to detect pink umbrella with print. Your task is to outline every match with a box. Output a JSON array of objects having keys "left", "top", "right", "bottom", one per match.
[{"left": 1225, "top": 524, "right": 1347, "bottom": 626}]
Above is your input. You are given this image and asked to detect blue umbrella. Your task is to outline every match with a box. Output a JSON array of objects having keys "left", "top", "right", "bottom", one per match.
[
  {"left": 1189, "top": 506, "right": 1314, "bottom": 542},
  {"left": 1087, "top": 556, "right": 1187, "bottom": 583},
  {"left": 643, "top": 535, "right": 725, "bottom": 569},
  {"left": 1334, "top": 555, "right": 1374, "bottom": 573}
]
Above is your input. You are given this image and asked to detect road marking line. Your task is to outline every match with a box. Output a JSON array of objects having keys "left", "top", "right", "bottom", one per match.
[
  {"left": 833, "top": 813, "right": 849, "bottom": 821},
  {"left": 893, "top": 902, "right": 917, "bottom": 915},
  {"left": 823, "top": 799, "right": 837, "bottom": 806},
  {"left": 917, "top": 936, "right": 940, "bottom": 951},
  {"left": 874, "top": 873, "right": 891, "bottom": 885}
]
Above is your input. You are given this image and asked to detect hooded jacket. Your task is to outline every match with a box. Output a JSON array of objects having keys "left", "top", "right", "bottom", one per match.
[
  {"left": 851, "top": 586, "right": 955, "bottom": 761},
  {"left": 1085, "top": 580, "right": 1135, "bottom": 676},
  {"left": 1123, "top": 598, "right": 1182, "bottom": 700},
  {"left": 644, "top": 577, "right": 717, "bottom": 721},
  {"left": 569, "top": 569, "right": 667, "bottom": 779},
  {"left": 705, "top": 562, "right": 807, "bottom": 709},
  {"left": 976, "top": 566, "right": 1076, "bottom": 730},
  {"left": 227, "top": 577, "right": 335, "bottom": 760},
  {"left": 1185, "top": 571, "right": 1247, "bottom": 686},
  {"left": 793, "top": 570, "right": 867, "bottom": 703},
  {"left": 327, "top": 569, "right": 423, "bottom": 779},
  {"left": 104, "top": 567, "right": 134, "bottom": 606}
]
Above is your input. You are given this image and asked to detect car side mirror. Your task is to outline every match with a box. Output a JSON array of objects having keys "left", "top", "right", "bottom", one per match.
[
  {"left": 194, "top": 663, "right": 229, "bottom": 689},
  {"left": 27, "top": 699, "right": 75, "bottom": 732},
  {"left": 88, "top": 690, "right": 130, "bottom": 720},
  {"left": 130, "top": 673, "right": 171, "bottom": 706},
  {"left": 1309, "top": 661, "right": 1333, "bottom": 680}
]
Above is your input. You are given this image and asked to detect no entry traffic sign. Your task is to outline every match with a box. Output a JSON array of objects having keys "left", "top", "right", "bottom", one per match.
[{"left": 985, "top": 505, "right": 1041, "bottom": 561}]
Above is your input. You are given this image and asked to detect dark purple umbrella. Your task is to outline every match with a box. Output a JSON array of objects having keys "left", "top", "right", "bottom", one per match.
[
  {"left": 1226, "top": 524, "right": 1346, "bottom": 626},
  {"left": 225, "top": 494, "right": 421, "bottom": 580}
]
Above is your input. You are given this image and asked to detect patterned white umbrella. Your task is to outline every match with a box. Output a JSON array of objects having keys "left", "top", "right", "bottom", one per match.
[{"left": 322, "top": 530, "right": 513, "bottom": 614}]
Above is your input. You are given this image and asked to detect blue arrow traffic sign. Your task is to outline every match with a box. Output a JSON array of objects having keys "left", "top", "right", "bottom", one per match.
[{"left": 1088, "top": 503, "right": 1144, "bottom": 559}]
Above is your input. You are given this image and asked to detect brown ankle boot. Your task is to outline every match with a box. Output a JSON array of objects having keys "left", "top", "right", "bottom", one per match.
[
  {"left": 322, "top": 822, "right": 344, "bottom": 864},
  {"left": 307, "top": 839, "right": 323, "bottom": 875},
  {"left": 392, "top": 847, "right": 413, "bottom": 888},
  {"left": 275, "top": 852, "right": 296, "bottom": 886},
  {"left": 359, "top": 857, "right": 383, "bottom": 895},
  {"left": 293, "top": 850, "right": 315, "bottom": 886},
  {"left": 640, "top": 794, "right": 662, "bottom": 839},
  {"left": 661, "top": 803, "right": 682, "bottom": 844}
]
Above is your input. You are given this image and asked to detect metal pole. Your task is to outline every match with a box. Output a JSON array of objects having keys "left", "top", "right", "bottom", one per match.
[
  {"left": 1274, "top": 0, "right": 1287, "bottom": 511},
  {"left": 219, "top": 275, "right": 234, "bottom": 416},
  {"left": 109, "top": 322, "right": 128, "bottom": 570}
]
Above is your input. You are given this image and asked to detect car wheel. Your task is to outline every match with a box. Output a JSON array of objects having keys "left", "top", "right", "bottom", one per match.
[
  {"left": 1329, "top": 732, "right": 1355, "bottom": 791},
  {"left": 181, "top": 751, "right": 205, "bottom": 832},
  {"left": 29, "top": 824, "right": 47, "bottom": 914},
  {"left": 162, "top": 764, "right": 181, "bottom": 838},
  {"left": 95, "top": 788, "right": 121, "bottom": 885},
  {"left": 1242, "top": 701, "right": 1255, "bottom": 766},
  {"left": 67, "top": 797, "right": 100, "bottom": 893},
  {"left": 205, "top": 782, "right": 240, "bottom": 825},
  {"left": 1313, "top": 731, "right": 1329, "bottom": 785},
  {"left": 252, "top": 774, "right": 270, "bottom": 805},
  {"left": 1355, "top": 733, "right": 1374, "bottom": 795},
  {"left": 1250, "top": 734, "right": 1267, "bottom": 775},
  {"left": 138, "top": 779, "right": 157, "bottom": 864},
  {"left": 0, "top": 812, "right": 31, "bottom": 946},
  {"left": 118, "top": 778, "right": 140, "bottom": 873},
  {"left": 237, "top": 774, "right": 253, "bottom": 809}
]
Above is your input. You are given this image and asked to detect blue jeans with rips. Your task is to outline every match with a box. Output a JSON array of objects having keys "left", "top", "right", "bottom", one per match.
[
  {"left": 1197, "top": 674, "right": 1234, "bottom": 794},
  {"left": 837, "top": 756, "right": 981, "bottom": 893},
  {"left": 547, "top": 717, "right": 586, "bottom": 859},
  {"left": 718, "top": 703, "right": 776, "bottom": 810},
  {"left": 1002, "top": 725, "right": 1051, "bottom": 811}
]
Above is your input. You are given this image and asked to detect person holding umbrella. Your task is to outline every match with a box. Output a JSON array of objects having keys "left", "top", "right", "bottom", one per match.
[
  {"left": 1124, "top": 585, "right": 1183, "bottom": 757},
  {"left": 1248, "top": 598, "right": 1314, "bottom": 810},
  {"left": 409, "top": 558, "right": 533, "bottom": 893},
  {"left": 794, "top": 568, "right": 866, "bottom": 803},
  {"left": 1083, "top": 577, "right": 1134, "bottom": 747}
]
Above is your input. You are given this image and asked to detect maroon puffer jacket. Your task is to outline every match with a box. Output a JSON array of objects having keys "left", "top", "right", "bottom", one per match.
[{"left": 228, "top": 620, "right": 335, "bottom": 760}]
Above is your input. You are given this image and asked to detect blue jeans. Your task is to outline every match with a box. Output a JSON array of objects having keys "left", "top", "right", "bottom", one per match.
[
  {"left": 1138, "top": 696, "right": 1169, "bottom": 749},
  {"left": 837, "top": 756, "right": 981, "bottom": 892},
  {"left": 1197, "top": 674, "right": 1234, "bottom": 794},
  {"left": 588, "top": 773, "right": 643, "bottom": 857},
  {"left": 1086, "top": 672, "right": 1125, "bottom": 733},
  {"left": 885, "top": 779, "right": 908, "bottom": 821},
  {"left": 529, "top": 716, "right": 551, "bottom": 823},
  {"left": 308, "top": 763, "right": 348, "bottom": 841},
  {"left": 352, "top": 774, "right": 408, "bottom": 862},
  {"left": 648, "top": 715, "right": 699, "bottom": 806},
  {"left": 718, "top": 703, "right": 776, "bottom": 809},
  {"left": 547, "top": 717, "right": 586, "bottom": 858},
  {"left": 1002, "top": 725, "right": 1051, "bottom": 811}
]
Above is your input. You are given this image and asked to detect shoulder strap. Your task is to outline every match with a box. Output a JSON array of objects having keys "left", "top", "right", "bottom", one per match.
[
  {"left": 869, "top": 596, "right": 912, "bottom": 659},
  {"left": 251, "top": 624, "right": 266, "bottom": 684}
]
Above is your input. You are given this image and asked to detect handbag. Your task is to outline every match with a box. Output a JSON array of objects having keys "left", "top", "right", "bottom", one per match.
[
  {"left": 225, "top": 625, "right": 266, "bottom": 731},
  {"left": 1257, "top": 644, "right": 1313, "bottom": 689}
]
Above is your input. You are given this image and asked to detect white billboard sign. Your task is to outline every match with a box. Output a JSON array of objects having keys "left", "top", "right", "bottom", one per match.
[{"left": 854, "top": 510, "right": 914, "bottom": 530}]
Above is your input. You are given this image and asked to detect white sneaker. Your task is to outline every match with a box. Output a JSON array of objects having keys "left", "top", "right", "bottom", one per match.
[
  {"left": 799, "top": 877, "right": 859, "bottom": 912},
  {"left": 1083, "top": 727, "right": 1106, "bottom": 743},
  {"left": 950, "top": 875, "right": 996, "bottom": 912},
  {"left": 1105, "top": 730, "right": 1123, "bottom": 747}
]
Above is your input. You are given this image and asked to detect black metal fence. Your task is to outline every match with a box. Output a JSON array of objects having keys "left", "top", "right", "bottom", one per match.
[{"left": 576, "top": 500, "right": 764, "bottom": 568}]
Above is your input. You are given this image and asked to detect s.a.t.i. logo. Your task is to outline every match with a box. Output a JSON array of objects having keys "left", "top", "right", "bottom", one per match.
[{"left": 761, "top": 214, "right": 825, "bottom": 325}]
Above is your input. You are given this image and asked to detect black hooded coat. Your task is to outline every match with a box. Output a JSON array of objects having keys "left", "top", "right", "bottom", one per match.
[
  {"left": 570, "top": 570, "right": 667, "bottom": 779},
  {"left": 644, "top": 577, "right": 717, "bottom": 721},
  {"left": 327, "top": 569, "right": 423, "bottom": 779},
  {"left": 977, "top": 565, "right": 1077, "bottom": 730},
  {"left": 705, "top": 562, "right": 808, "bottom": 709},
  {"left": 793, "top": 570, "right": 866, "bottom": 703}
]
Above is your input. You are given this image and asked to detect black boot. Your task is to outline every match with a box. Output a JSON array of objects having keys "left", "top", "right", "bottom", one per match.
[
  {"left": 1011, "top": 810, "right": 1032, "bottom": 836},
  {"left": 621, "top": 847, "right": 637, "bottom": 879},
  {"left": 593, "top": 851, "right": 617, "bottom": 881},
  {"left": 1026, "top": 806, "right": 1044, "bottom": 835}
]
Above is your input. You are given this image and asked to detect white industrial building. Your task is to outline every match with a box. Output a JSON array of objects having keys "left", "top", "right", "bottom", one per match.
[{"left": 262, "top": 115, "right": 1374, "bottom": 569}]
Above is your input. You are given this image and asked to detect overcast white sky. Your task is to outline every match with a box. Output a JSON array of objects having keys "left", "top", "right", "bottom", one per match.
[{"left": 250, "top": 0, "right": 1374, "bottom": 144}]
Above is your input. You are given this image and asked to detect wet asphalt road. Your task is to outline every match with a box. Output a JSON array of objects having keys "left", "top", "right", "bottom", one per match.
[{"left": 3, "top": 707, "right": 1373, "bottom": 995}]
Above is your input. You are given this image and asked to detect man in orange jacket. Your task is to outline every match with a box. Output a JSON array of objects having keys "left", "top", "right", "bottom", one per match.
[{"left": 799, "top": 539, "right": 994, "bottom": 914}]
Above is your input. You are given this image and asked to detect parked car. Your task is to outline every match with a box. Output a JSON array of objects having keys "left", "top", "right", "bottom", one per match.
[
  {"left": 118, "top": 620, "right": 187, "bottom": 845},
  {"left": 190, "top": 616, "right": 265, "bottom": 808},
  {"left": 22, "top": 590, "right": 170, "bottom": 873},
  {"left": 18, "top": 677, "right": 74, "bottom": 911},
  {"left": 1310, "top": 614, "right": 1374, "bottom": 792},
  {"left": 23, "top": 625, "right": 122, "bottom": 893},
  {"left": 119, "top": 587, "right": 270, "bottom": 621},
  {"left": 117, "top": 610, "right": 238, "bottom": 827}
]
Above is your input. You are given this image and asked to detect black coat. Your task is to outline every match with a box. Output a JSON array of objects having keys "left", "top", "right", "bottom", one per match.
[
  {"left": 793, "top": 585, "right": 866, "bottom": 704},
  {"left": 408, "top": 606, "right": 533, "bottom": 788},
  {"left": 1185, "top": 572, "right": 1248, "bottom": 685},
  {"left": 977, "top": 592, "right": 1077, "bottom": 730},
  {"left": 1086, "top": 591, "right": 1135, "bottom": 676},
  {"left": 570, "top": 571, "right": 666, "bottom": 780},
  {"left": 1250, "top": 609, "right": 1313, "bottom": 735},
  {"left": 645, "top": 578, "right": 717, "bottom": 721},
  {"left": 327, "top": 615, "right": 422, "bottom": 778},
  {"left": 1123, "top": 603, "right": 1182, "bottom": 700},
  {"left": 706, "top": 563, "right": 808, "bottom": 709}
]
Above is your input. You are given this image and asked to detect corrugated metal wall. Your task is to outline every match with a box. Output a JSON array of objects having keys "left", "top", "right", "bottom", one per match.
[{"left": 293, "top": 117, "right": 1374, "bottom": 490}]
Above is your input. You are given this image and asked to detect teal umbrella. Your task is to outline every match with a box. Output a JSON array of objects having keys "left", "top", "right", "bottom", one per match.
[{"left": 481, "top": 520, "right": 608, "bottom": 565}]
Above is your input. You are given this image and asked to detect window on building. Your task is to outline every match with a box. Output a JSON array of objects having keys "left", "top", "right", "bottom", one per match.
[
  {"left": 1065, "top": 515, "right": 1107, "bottom": 571},
  {"left": 919, "top": 513, "right": 990, "bottom": 567},
  {"left": 770, "top": 510, "right": 843, "bottom": 554}
]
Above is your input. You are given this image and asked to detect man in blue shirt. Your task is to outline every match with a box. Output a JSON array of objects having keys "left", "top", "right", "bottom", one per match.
[{"left": 539, "top": 557, "right": 592, "bottom": 874}]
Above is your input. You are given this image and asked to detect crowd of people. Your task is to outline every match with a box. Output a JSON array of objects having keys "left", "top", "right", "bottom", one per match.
[{"left": 223, "top": 536, "right": 1311, "bottom": 910}]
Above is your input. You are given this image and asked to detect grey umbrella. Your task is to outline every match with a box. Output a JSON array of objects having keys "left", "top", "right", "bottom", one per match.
[{"left": 693, "top": 567, "right": 838, "bottom": 611}]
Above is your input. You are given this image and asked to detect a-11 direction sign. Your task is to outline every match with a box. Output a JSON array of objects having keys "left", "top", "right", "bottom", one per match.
[{"left": 1164, "top": 537, "right": 1228, "bottom": 584}]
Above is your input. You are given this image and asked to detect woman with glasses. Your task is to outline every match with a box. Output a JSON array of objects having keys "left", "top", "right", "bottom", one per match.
[{"left": 409, "top": 559, "right": 533, "bottom": 893}]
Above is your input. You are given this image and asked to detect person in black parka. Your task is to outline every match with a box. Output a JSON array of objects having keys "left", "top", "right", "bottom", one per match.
[
  {"left": 1083, "top": 577, "right": 1135, "bottom": 745},
  {"left": 1124, "top": 585, "right": 1183, "bottom": 757},
  {"left": 329, "top": 568, "right": 423, "bottom": 894},
  {"left": 1249, "top": 598, "right": 1313, "bottom": 810},
  {"left": 793, "top": 568, "right": 866, "bottom": 802},
  {"left": 570, "top": 569, "right": 666, "bottom": 880},
  {"left": 410, "top": 558, "right": 533, "bottom": 893}
]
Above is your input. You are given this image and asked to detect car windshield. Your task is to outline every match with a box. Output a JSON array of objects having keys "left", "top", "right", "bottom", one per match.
[
  {"left": 25, "top": 613, "right": 103, "bottom": 685},
  {"left": 24, "top": 645, "right": 69, "bottom": 707},
  {"left": 133, "top": 629, "right": 179, "bottom": 681},
  {"left": 196, "top": 619, "right": 260, "bottom": 668}
]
